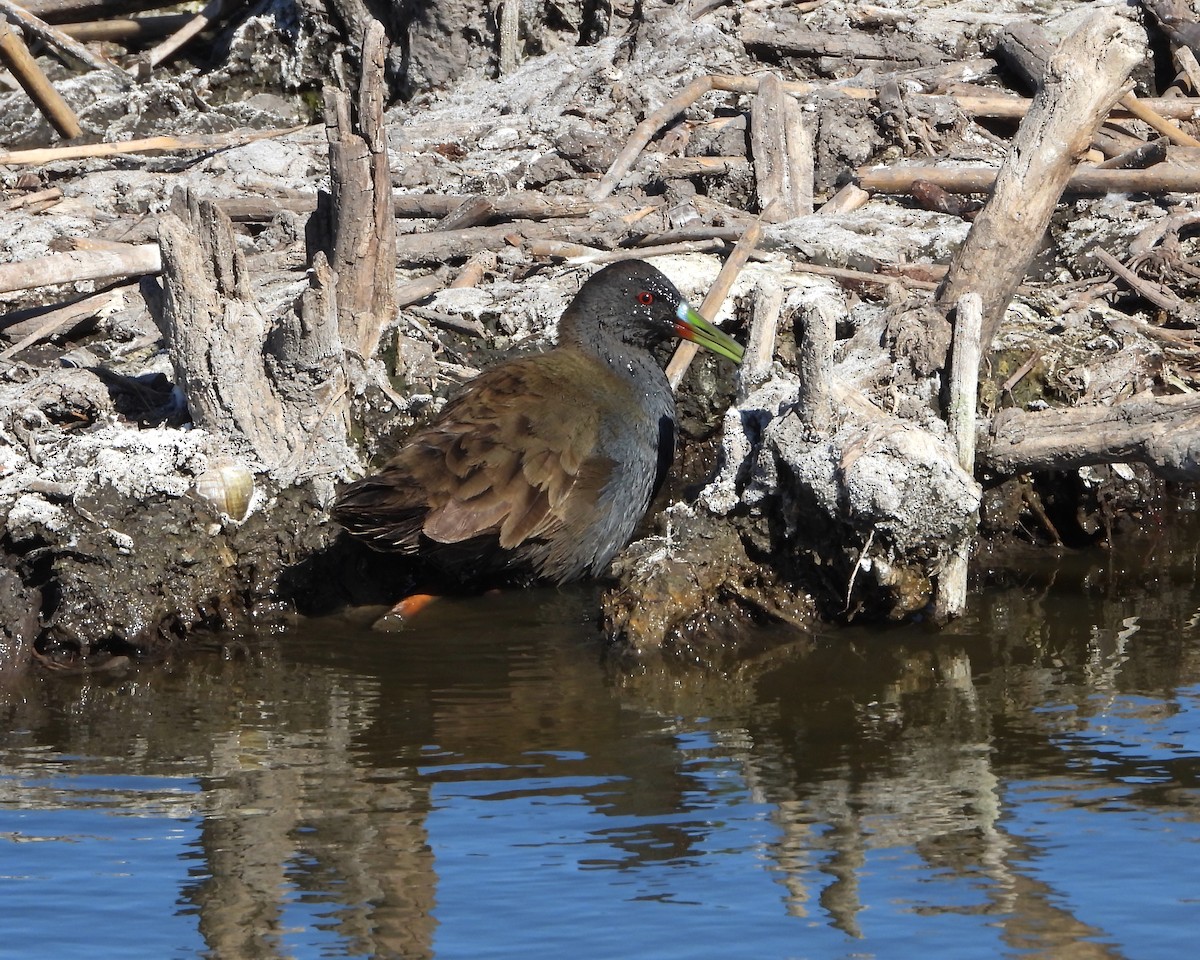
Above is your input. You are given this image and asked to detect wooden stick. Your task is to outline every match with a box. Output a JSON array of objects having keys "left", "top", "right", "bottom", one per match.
[
  {"left": 0, "top": 287, "right": 123, "bottom": 362},
  {"left": 954, "top": 92, "right": 1200, "bottom": 120},
  {"left": 818, "top": 182, "right": 870, "bottom": 215},
  {"left": 665, "top": 217, "right": 764, "bottom": 389},
  {"left": 0, "top": 244, "right": 160, "bottom": 295},
  {"left": 449, "top": 251, "right": 496, "bottom": 289},
  {"left": 20, "top": 0, "right": 173, "bottom": 20},
  {"left": 57, "top": 14, "right": 190, "bottom": 42},
  {"left": 658, "top": 156, "right": 750, "bottom": 178},
  {"left": 395, "top": 274, "right": 444, "bottom": 308},
  {"left": 144, "top": 0, "right": 225, "bottom": 68},
  {"left": 1096, "top": 135, "right": 1169, "bottom": 169},
  {"left": 0, "top": 125, "right": 306, "bottom": 165},
  {"left": 0, "top": 0, "right": 128, "bottom": 79},
  {"left": 1119, "top": 91, "right": 1200, "bottom": 148},
  {"left": 1091, "top": 246, "right": 1195, "bottom": 317},
  {"left": 1, "top": 186, "right": 63, "bottom": 209},
  {"left": 859, "top": 163, "right": 1200, "bottom": 195},
  {"left": 792, "top": 260, "right": 938, "bottom": 291},
  {"left": 217, "top": 192, "right": 642, "bottom": 224},
  {"left": 0, "top": 20, "right": 82, "bottom": 139}
]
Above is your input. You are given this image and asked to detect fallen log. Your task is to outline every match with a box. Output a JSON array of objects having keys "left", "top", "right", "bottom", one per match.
[
  {"left": 0, "top": 244, "right": 160, "bottom": 294},
  {"left": 986, "top": 392, "right": 1200, "bottom": 481}
]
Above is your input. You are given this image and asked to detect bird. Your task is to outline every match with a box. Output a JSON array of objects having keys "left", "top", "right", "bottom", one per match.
[{"left": 331, "top": 258, "right": 743, "bottom": 594}]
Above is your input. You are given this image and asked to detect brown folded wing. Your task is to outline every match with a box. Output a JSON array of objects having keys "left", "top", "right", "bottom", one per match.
[{"left": 331, "top": 353, "right": 620, "bottom": 573}]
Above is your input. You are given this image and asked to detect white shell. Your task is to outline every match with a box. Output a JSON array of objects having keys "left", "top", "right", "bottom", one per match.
[{"left": 194, "top": 457, "right": 254, "bottom": 521}]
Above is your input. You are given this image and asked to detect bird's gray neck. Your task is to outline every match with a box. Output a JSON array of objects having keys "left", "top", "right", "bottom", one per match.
[{"left": 560, "top": 325, "right": 668, "bottom": 399}]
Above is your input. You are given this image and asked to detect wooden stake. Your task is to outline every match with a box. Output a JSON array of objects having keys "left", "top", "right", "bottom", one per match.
[
  {"left": 932, "top": 292, "right": 983, "bottom": 622},
  {"left": 665, "top": 217, "right": 764, "bottom": 389}
]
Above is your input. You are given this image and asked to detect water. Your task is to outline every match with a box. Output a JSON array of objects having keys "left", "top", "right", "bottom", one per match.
[{"left": 2, "top": 526, "right": 1200, "bottom": 959}]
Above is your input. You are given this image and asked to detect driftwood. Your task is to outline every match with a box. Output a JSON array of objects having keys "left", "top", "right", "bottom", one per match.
[
  {"left": 1098, "top": 136, "right": 1169, "bottom": 170},
  {"left": 0, "top": 19, "right": 81, "bottom": 138},
  {"left": 0, "top": 244, "right": 160, "bottom": 294},
  {"left": 57, "top": 13, "right": 190, "bottom": 42},
  {"left": 20, "top": 0, "right": 169, "bottom": 20},
  {"left": 740, "top": 17, "right": 947, "bottom": 66},
  {"left": 323, "top": 21, "right": 395, "bottom": 362},
  {"left": 0, "top": 287, "right": 125, "bottom": 362},
  {"left": 1, "top": 186, "right": 63, "bottom": 211},
  {"left": 986, "top": 392, "right": 1200, "bottom": 480},
  {"left": 934, "top": 12, "right": 1144, "bottom": 350},
  {"left": 750, "top": 73, "right": 813, "bottom": 221},
  {"left": 0, "top": 0, "right": 128, "bottom": 79},
  {"left": 144, "top": 0, "right": 227, "bottom": 68},
  {"left": 857, "top": 164, "right": 1200, "bottom": 195},
  {"left": 217, "top": 192, "right": 646, "bottom": 224}
]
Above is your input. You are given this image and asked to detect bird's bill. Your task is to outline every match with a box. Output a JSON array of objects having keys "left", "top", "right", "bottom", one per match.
[{"left": 674, "top": 303, "right": 744, "bottom": 364}]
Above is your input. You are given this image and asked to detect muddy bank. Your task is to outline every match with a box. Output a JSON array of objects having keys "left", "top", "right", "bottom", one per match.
[{"left": 3, "top": 0, "right": 1200, "bottom": 674}]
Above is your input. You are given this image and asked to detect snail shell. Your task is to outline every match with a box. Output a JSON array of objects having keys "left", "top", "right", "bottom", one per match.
[{"left": 194, "top": 456, "right": 254, "bottom": 521}]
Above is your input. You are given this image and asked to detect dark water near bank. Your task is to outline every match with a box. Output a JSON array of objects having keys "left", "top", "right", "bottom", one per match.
[{"left": 4, "top": 522, "right": 1200, "bottom": 959}]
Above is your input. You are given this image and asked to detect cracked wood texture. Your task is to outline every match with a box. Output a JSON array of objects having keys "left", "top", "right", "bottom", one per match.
[
  {"left": 158, "top": 189, "right": 292, "bottom": 469},
  {"left": 986, "top": 392, "right": 1200, "bottom": 481},
  {"left": 934, "top": 11, "right": 1145, "bottom": 350},
  {"left": 324, "top": 19, "right": 396, "bottom": 362}
]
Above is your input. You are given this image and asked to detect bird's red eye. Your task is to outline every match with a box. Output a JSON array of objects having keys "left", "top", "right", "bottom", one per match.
[{"left": 636, "top": 291, "right": 654, "bottom": 306}]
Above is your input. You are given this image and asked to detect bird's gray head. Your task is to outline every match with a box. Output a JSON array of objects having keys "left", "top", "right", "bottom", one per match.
[{"left": 558, "top": 259, "right": 743, "bottom": 364}]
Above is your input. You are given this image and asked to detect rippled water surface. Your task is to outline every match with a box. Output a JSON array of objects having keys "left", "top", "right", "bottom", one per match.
[{"left": 3, "top": 524, "right": 1200, "bottom": 959}]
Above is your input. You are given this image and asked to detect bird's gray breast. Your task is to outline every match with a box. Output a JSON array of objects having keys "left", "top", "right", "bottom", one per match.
[{"left": 585, "top": 363, "right": 676, "bottom": 575}]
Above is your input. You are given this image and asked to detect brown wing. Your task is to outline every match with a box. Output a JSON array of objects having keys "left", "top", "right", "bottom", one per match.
[{"left": 331, "top": 352, "right": 619, "bottom": 561}]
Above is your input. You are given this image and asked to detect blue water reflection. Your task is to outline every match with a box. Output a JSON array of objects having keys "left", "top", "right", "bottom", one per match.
[{"left": 2, "top": 539, "right": 1200, "bottom": 958}]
